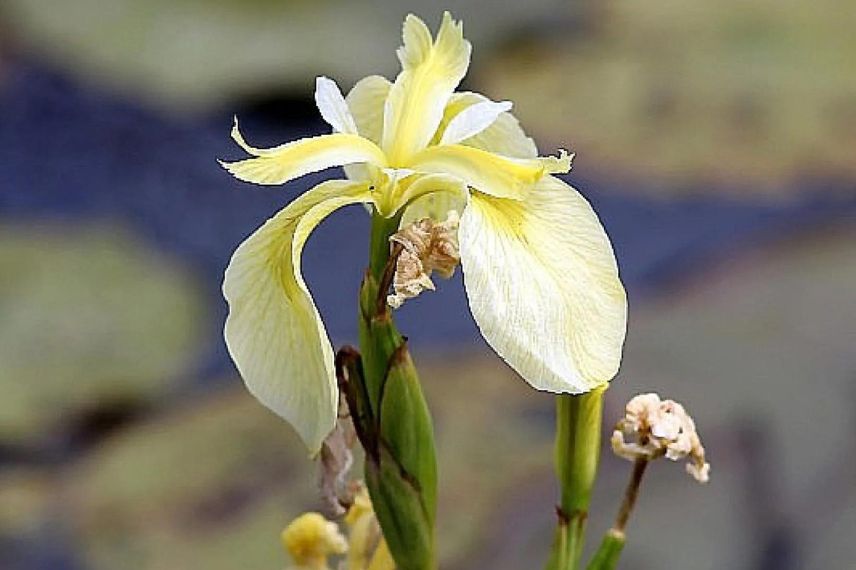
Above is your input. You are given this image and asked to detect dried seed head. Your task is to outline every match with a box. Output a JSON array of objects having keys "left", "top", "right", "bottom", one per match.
[
  {"left": 387, "top": 211, "right": 460, "bottom": 309},
  {"left": 611, "top": 392, "right": 710, "bottom": 483}
]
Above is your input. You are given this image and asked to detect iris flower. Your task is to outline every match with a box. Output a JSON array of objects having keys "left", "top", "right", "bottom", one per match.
[{"left": 221, "top": 12, "right": 627, "bottom": 453}]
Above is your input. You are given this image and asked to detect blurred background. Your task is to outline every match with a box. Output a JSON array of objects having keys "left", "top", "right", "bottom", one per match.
[{"left": 1, "top": 1, "right": 854, "bottom": 569}]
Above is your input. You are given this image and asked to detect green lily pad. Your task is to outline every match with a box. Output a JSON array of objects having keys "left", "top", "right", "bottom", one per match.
[
  {"left": 64, "top": 388, "right": 317, "bottom": 570},
  {"left": 0, "top": 223, "right": 206, "bottom": 442}
]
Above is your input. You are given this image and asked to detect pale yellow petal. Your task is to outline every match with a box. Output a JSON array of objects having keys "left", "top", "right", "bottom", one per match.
[
  {"left": 342, "top": 75, "right": 392, "bottom": 183},
  {"left": 409, "top": 144, "right": 571, "bottom": 200},
  {"left": 436, "top": 92, "right": 538, "bottom": 158},
  {"left": 315, "top": 76, "right": 358, "bottom": 134},
  {"left": 439, "top": 98, "right": 512, "bottom": 146},
  {"left": 346, "top": 75, "right": 391, "bottom": 145},
  {"left": 223, "top": 180, "right": 374, "bottom": 452},
  {"left": 220, "top": 119, "right": 386, "bottom": 185},
  {"left": 397, "top": 174, "right": 468, "bottom": 226},
  {"left": 459, "top": 175, "right": 627, "bottom": 393},
  {"left": 382, "top": 12, "right": 471, "bottom": 164}
]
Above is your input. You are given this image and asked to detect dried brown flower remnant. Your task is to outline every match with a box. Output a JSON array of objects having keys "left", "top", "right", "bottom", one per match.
[
  {"left": 318, "top": 397, "right": 358, "bottom": 516},
  {"left": 611, "top": 393, "right": 710, "bottom": 483},
  {"left": 387, "top": 211, "right": 460, "bottom": 309}
]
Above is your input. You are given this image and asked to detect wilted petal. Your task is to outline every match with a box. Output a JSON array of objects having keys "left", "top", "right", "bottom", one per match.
[
  {"left": 382, "top": 12, "right": 471, "bottom": 164},
  {"left": 458, "top": 175, "right": 627, "bottom": 393},
  {"left": 409, "top": 144, "right": 571, "bottom": 200},
  {"left": 221, "top": 118, "right": 386, "bottom": 185},
  {"left": 223, "top": 180, "right": 374, "bottom": 452}
]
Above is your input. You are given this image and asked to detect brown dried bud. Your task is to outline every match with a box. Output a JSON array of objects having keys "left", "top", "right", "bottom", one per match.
[
  {"left": 611, "top": 393, "right": 710, "bottom": 483},
  {"left": 318, "top": 397, "right": 358, "bottom": 516},
  {"left": 387, "top": 211, "right": 460, "bottom": 309}
]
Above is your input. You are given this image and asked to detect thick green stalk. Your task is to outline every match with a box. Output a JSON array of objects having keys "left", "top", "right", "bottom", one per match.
[
  {"left": 357, "top": 212, "right": 438, "bottom": 570},
  {"left": 546, "top": 388, "right": 606, "bottom": 570}
]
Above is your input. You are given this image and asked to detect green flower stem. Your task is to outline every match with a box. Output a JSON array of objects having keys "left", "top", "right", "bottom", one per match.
[
  {"left": 585, "top": 530, "right": 626, "bottom": 570},
  {"left": 546, "top": 388, "right": 606, "bottom": 570},
  {"left": 356, "top": 211, "right": 438, "bottom": 570}
]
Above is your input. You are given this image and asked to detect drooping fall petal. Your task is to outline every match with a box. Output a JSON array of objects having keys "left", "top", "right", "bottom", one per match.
[
  {"left": 220, "top": 119, "right": 386, "bottom": 185},
  {"left": 408, "top": 144, "right": 571, "bottom": 200},
  {"left": 382, "top": 12, "right": 471, "bottom": 164},
  {"left": 458, "top": 175, "right": 627, "bottom": 393},
  {"left": 223, "top": 180, "right": 374, "bottom": 452}
]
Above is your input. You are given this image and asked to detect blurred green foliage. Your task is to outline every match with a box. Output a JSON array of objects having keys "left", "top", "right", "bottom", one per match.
[
  {"left": 479, "top": 0, "right": 856, "bottom": 191},
  {"left": 3, "top": 0, "right": 564, "bottom": 112}
]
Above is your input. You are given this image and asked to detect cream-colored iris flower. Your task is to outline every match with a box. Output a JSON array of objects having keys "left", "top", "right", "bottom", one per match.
[{"left": 221, "top": 12, "right": 627, "bottom": 453}]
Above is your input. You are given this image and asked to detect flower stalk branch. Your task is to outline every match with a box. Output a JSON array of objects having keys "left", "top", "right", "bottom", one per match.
[
  {"left": 585, "top": 459, "right": 648, "bottom": 570},
  {"left": 614, "top": 458, "right": 648, "bottom": 533}
]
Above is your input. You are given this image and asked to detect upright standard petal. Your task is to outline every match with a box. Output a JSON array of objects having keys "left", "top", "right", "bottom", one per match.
[
  {"left": 220, "top": 119, "right": 386, "bottom": 185},
  {"left": 344, "top": 75, "right": 392, "bottom": 182},
  {"left": 223, "top": 180, "right": 374, "bottom": 452},
  {"left": 346, "top": 75, "right": 392, "bottom": 145},
  {"left": 315, "top": 76, "right": 358, "bottom": 134},
  {"left": 437, "top": 92, "right": 538, "bottom": 158},
  {"left": 439, "top": 98, "right": 512, "bottom": 146},
  {"left": 458, "top": 176, "right": 627, "bottom": 393},
  {"left": 409, "top": 144, "right": 572, "bottom": 200},
  {"left": 382, "top": 12, "right": 471, "bottom": 164}
]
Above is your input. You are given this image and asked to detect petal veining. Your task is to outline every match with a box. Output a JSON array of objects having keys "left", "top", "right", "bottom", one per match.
[
  {"left": 315, "top": 76, "right": 358, "bottom": 134},
  {"left": 458, "top": 175, "right": 627, "bottom": 393},
  {"left": 223, "top": 180, "right": 374, "bottom": 452},
  {"left": 382, "top": 12, "right": 471, "bottom": 164},
  {"left": 221, "top": 119, "right": 386, "bottom": 185}
]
